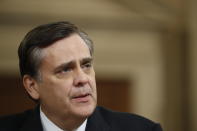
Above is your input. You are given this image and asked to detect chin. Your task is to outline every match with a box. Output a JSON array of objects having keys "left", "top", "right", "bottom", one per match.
[{"left": 73, "top": 103, "right": 96, "bottom": 118}]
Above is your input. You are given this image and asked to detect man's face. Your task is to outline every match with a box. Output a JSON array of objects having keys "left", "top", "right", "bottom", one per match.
[{"left": 35, "top": 34, "right": 97, "bottom": 119}]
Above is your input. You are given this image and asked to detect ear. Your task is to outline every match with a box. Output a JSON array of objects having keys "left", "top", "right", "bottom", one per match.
[{"left": 23, "top": 75, "right": 40, "bottom": 100}]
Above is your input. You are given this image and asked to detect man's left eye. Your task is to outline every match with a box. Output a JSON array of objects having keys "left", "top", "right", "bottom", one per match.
[{"left": 82, "top": 63, "right": 92, "bottom": 68}]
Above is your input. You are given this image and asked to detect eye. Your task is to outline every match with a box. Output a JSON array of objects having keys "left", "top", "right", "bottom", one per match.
[
  {"left": 56, "top": 67, "right": 72, "bottom": 75},
  {"left": 62, "top": 67, "right": 72, "bottom": 73},
  {"left": 82, "top": 62, "right": 92, "bottom": 69}
]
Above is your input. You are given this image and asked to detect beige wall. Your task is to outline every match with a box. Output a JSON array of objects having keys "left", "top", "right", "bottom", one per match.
[{"left": 90, "top": 30, "right": 165, "bottom": 123}]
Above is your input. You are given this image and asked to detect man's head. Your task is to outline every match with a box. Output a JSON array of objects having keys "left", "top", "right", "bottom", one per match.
[
  {"left": 18, "top": 21, "right": 97, "bottom": 128},
  {"left": 18, "top": 21, "right": 94, "bottom": 80}
]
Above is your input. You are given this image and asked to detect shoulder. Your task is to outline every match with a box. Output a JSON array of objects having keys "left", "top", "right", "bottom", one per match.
[
  {"left": 0, "top": 108, "right": 35, "bottom": 130},
  {"left": 95, "top": 106, "right": 162, "bottom": 131}
]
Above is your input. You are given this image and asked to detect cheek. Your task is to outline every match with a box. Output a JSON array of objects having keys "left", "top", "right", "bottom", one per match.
[
  {"left": 52, "top": 81, "right": 73, "bottom": 97},
  {"left": 89, "top": 76, "right": 97, "bottom": 91},
  {"left": 89, "top": 69, "right": 96, "bottom": 83},
  {"left": 40, "top": 78, "right": 73, "bottom": 98}
]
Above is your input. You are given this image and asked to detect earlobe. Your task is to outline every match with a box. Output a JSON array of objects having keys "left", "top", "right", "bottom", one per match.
[{"left": 23, "top": 75, "right": 40, "bottom": 100}]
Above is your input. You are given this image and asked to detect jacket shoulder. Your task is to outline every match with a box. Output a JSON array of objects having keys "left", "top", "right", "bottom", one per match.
[
  {"left": 0, "top": 109, "right": 34, "bottom": 130},
  {"left": 96, "top": 106, "right": 162, "bottom": 131}
]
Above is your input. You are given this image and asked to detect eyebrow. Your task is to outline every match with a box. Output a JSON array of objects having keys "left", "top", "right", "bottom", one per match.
[{"left": 53, "top": 57, "right": 93, "bottom": 73}]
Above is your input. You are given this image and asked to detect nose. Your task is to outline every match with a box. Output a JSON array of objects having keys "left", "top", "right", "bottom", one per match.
[{"left": 73, "top": 67, "right": 89, "bottom": 87}]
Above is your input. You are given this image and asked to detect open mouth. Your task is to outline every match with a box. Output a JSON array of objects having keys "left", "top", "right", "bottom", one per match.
[
  {"left": 73, "top": 93, "right": 90, "bottom": 98},
  {"left": 72, "top": 93, "right": 91, "bottom": 103}
]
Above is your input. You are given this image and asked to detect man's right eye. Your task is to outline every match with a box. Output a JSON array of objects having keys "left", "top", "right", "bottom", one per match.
[{"left": 62, "top": 67, "right": 72, "bottom": 73}]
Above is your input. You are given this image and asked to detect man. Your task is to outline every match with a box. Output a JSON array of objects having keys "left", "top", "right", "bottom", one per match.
[{"left": 0, "top": 21, "right": 162, "bottom": 131}]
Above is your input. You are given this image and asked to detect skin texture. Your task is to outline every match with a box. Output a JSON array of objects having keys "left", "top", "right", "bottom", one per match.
[{"left": 23, "top": 34, "right": 97, "bottom": 130}]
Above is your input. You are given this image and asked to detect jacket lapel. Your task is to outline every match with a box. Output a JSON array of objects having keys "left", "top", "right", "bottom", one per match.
[
  {"left": 19, "top": 106, "right": 110, "bottom": 131},
  {"left": 20, "top": 106, "right": 43, "bottom": 131},
  {"left": 85, "top": 107, "right": 110, "bottom": 131}
]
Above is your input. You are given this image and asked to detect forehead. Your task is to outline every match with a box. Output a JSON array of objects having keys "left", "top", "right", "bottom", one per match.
[{"left": 41, "top": 34, "right": 91, "bottom": 64}]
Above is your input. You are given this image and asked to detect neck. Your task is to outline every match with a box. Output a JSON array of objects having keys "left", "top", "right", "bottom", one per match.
[
  {"left": 51, "top": 115, "right": 86, "bottom": 131},
  {"left": 40, "top": 106, "right": 87, "bottom": 131}
]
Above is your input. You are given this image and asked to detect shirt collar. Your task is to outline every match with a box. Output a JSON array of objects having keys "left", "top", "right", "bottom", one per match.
[{"left": 40, "top": 108, "right": 87, "bottom": 131}]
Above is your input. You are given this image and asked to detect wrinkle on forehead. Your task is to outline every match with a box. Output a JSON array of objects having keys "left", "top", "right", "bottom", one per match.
[{"left": 40, "top": 34, "right": 91, "bottom": 69}]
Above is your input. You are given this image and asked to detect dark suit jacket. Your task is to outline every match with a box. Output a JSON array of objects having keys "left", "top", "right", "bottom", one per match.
[{"left": 0, "top": 106, "right": 162, "bottom": 131}]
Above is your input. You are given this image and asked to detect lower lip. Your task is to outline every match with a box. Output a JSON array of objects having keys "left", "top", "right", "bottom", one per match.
[{"left": 72, "top": 95, "right": 91, "bottom": 103}]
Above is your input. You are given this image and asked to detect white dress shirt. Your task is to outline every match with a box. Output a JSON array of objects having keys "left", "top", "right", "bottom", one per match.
[{"left": 40, "top": 108, "right": 87, "bottom": 131}]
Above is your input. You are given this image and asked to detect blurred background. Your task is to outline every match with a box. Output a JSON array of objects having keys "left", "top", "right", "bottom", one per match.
[{"left": 0, "top": 0, "right": 197, "bottom": 131}]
